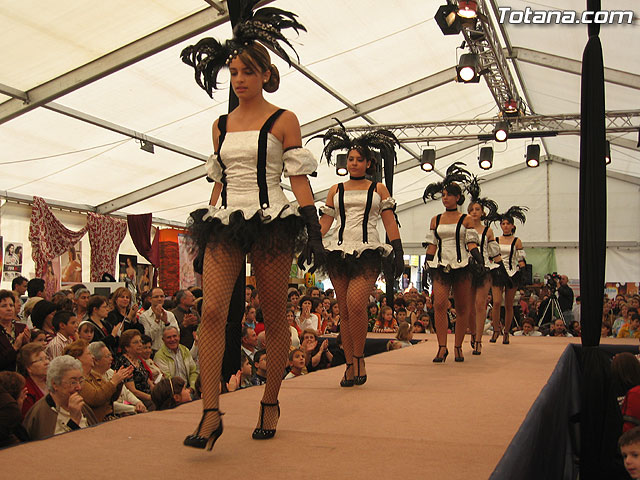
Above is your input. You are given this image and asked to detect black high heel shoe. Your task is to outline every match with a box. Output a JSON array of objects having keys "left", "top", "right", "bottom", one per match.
[
  {"left": 503, "top": 332, "right": 510, "bottom": 345},
  {"left": 490, "top": 329, "right": 501, "bottom": 343},
  {"left": 340, "top": 363, "right": 355, "bottom": 387},
  {"left": 472, "top": 340, "right": 482, "bottom": 355},
  {"left": 454, "top": 346, "right": 464, "bottom": 362},
  {"left": 470, "top": 334, "right": 476, "bottom": 349},
  {"left": 252, "top": 401, "right": 280, "bottom": 440},
  {"left": 433, "top": 345, "right": 448, "bottom": 363},
  {"left": 353, "top": 355, "right": 367, "bottom": 385},
  {"left": 183, "top": 408, "right": 223, "bottom": 451}
]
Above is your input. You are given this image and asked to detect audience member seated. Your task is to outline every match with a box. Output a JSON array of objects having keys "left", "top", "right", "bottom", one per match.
[
  {"left": 373, "top": 306, "right": 399, "bottom": 333},
  {"left": 284, "top": 348, "right": 306, "bottom": 379},
  {"left": 396, "top": 308, "right": 408, "bottom": 326},
  {"left": 72, "top": 341, "right": 132, "bottom": 422},
  {"left": 367, "top": 302, "right": 379, "bottom": 332},
  {"left": 23, "top": 355, "right": 98, "bottom": 440},
  {"left": 241, "top": 326, "right": 258, "bottom": 373},
  {"left": 77, "top": 321, "right": 95, "bottom": 343},
  {"left": 140, "top": 334, "right": 164, "bottom": 384},
  {"left": 114, "top": 330, "right": 154, "bottom": 409},
  {"left": 386, "top": 340, "right": 403, "bottom": 351},
  {"left": 251, "top": 349, "right": 268, "bottom": 385},
  {"left": 418, "top": 312, "right": 435, "bottom": 333},
  {"left": 301, "top": 329, "right": 333, "bottom": 373},
  {"left": 601, "top": 322, "right": 614, "bottom": 338},
  {"left": 394, "top": 322, "right": 414, "bottom": 348},
  {"left": 286, "top": 309, "right": 301, "bottom": 348},
  {"left": 107, "top": 287, "right": 144, "bottom": 336},
  {"left": 622, "top": 387, "right": 640, "bottom": 435},
  {"left": 154, "top": 326, "right": 198, "bottom": 391},
  {"left": 0, "top": 289, "right": 30, "bottom": 372},
  {"left": 514, "top": 318, "right": 542, "bottom": 336},
  {"left": 86, "top": 295, "right": 120, "bottom": 352},
  {"left": 17, "top": 343, "right": 49, "bottom": 418},
  {"left": 619, "top": 427, "right": 640, "bottom": 479},
  {"left": 412, "top": 321, "right": 426, "bottom": 334},
  {"left": 0, "top": 371, "right": 29, "bottom": 447},
  {"left": 288, "top": 289, "right": 301, "bottom": 316},
  {"left": 88, "top": 341, "right": 146, "bottom": 416},
  {"left": 547, "top": 319, "right": 573, "bottom": 337},
  {"left": 325, "top": 300, "right": 340, "bottom": 334},
  {"left": 171, "top": 289, "right": 199, "bottom": 349},
  {"left": 139, "top": 287, "right": 179, "bottom": 352},
  {"left": 29, "top": 328, "right": 47, "bottom": 348},
  {"left": 151, "top": 377, "right": 191, "bottom": 411},
  {"left": 30, "top": 300, "right": 58, "bottom": 344},
  {"left": 568, "top": 320, "right": 581, "bottom": 337},
  {"left": 22, "top": 278, "right": 45, "bottom": 327},
  {"left": 296, "top": 296, "right": 320, "bottom": 332},
  {"left": 45, "top": 310, "right": 78, "bottom": 360},
  {"left": 73, "top": 288, "right": 90, "bottom": 323},
  {"left": 619, "top": 313, "right": 640, "bottom": 339},
  {"left": 238, "top": 353, "right": 256, "bottom": 388}
]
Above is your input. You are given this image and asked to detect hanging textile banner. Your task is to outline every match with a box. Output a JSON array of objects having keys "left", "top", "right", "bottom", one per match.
[
  {"left": 178, "top": 233, "right": 197, "bottom": 289},
  {"left": 158, "top": 229, "right": 180, "bottom": 296},
  {"left": 87, "top": 212, "right": 127, "bottom": 282}
]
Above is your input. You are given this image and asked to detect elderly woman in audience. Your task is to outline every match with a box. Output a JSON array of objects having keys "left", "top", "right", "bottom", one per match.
[
  {"left": 17, "top": 343, "right": 49, "bottom": 418},
  {"left": 85, "top": 295, "right": 121, "bottom": 352},
  {"left": 114, "top": 329, "right": 154, "bottom": 408},
  {"left": 107, "top": 287, "right": 143, "bottom": 335},
  {"left": 30, "top": 300, "right": 58, "bottom": 344},
  {"left": 0, "top": 289, "right": 31, "bottom": 372},
  {"left": 0, "top": 371, "right": 29, "bottom": 447},
  {"left": 88, "top": 341, "right": 146, "bottom": 416},
  {"left": 151, "top": 377, "right": 191, "bottom": 411},
  {"left": 23, "top": 355, "right": 98, "bottom": 440}
]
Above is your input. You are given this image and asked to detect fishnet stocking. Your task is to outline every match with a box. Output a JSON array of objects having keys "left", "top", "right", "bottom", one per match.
[
  {"left": 451, "top": 276, "right": 472, "bottom": 347},
  {"left": 251, "top": 240, "right": 295, "bottom": 431},
  {"left": 432, "top": 280, "right": 451, "bottom": 348},
  {"left": 194, "top": 241, "right": 245, "bottom": 438},
  {"left": 330, "top": 274, "right": 352, "bottom": 378},
  {"left": 473, "top": 277, "right": 492, "bottom": 341}
]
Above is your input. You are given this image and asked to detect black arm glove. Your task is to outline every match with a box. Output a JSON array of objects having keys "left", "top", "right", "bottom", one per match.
[
  {"left": 495, "top": 261, "right": 509, "bottom": 283},
  {"left": 297, "top": 205, "right": 326, "bottom": 274},
  {"left": 390, "top": 239, "right": 405, "bottom": 279},
  {"left": 469, "top": 247, "right": 483, "bottom": 266}
]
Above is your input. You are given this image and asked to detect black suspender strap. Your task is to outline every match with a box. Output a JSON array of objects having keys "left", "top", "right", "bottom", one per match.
[
  {"left": 337, "top": 183, "right": 346, "bottom": 245},
  {"left": 480, "top": 226, "right": 488, "bottom": 257},
  {"left": 216, "top": 115, "right": 229, "bottom": 207},
  {"left": 509, "top": 237, "right": 518, "bottom": 270},
  {"left": 362, "top": 182, "right": 377, "bottom": 243},
  {"left": 455, "top": 214, "right": 466, "bottom": 262},
  {"left": 434, "top": 214, "right": 442, "bottom": 263},
  {"left": 257, "top": 109, "right": 286, "bottom": 209}
]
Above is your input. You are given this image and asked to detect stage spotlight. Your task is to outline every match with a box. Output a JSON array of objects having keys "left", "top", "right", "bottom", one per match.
[
  {"left": 421, "top": 149, "right": 435, "bottom": 172},
  {"left": 504, "top": 99, "right": 518, "bottom": 115},
  {"left": 457, "top": 1, "right": 478, "bottom": 19},
  {"left": 526, "top": 144, "right": 540, "bottom": 168},
  {"left": 493, "top": 121, "right": 509, "bottom": 142},
  {"left": 478, "top": 147, "right": 493, "bottom": 170},
  {"left": 336, "top": 153, "right": 348, "bottom": 176},
  {"left": 605, "top": 140, "right": 611, "bottom": 165},
  {"left": 435, "top": 4, "right": 462, "bottom": 35},
  {"left": 140, "top": 140, "right": 154, "bottom": 154},
  {"left": 457, "top": 53, "right": 480, "bottom": 83}
]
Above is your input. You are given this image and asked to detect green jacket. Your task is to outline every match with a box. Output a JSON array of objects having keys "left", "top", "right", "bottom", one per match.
[{"left": 153, "top": 344, "right": 199, "bottom": 389}]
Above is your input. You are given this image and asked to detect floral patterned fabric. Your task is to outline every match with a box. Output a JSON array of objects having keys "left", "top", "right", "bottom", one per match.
[{"left": 87, "top": 213, "right": 127, "bottom": 282}]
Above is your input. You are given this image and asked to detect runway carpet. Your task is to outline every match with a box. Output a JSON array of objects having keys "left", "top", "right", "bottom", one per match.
[{"left": 3, "top": 334, "right": 638, "bottom": 479}]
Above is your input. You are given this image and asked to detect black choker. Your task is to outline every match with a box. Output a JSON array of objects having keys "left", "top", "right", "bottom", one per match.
[
  {"left": 446, "top": 207, "right": 458, "bottom": 211},
  {"left": 502, "top": 233, "right": 513, "bottom": 236},
  {"left": 349, "top": 175, "right": 366, "bottom": 180}
]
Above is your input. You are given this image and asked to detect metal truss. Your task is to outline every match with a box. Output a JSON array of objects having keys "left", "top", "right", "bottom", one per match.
[{"left": 344, "top": 110, "right": 640, "bottom": 143}]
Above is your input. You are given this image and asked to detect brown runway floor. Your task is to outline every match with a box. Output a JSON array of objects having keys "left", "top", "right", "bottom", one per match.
[{"left": 3, "top": 334, "right": 637, "bottom": 479}]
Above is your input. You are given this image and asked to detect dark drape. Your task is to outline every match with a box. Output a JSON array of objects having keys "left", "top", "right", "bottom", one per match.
[
  {"left": 127, "top": 213, "right": 159, "bottom": 287},
  {"left": 578, "top": 1, "right": 614, "bottom": 478},
  {"left": 221, "top": 0, "right": 243, "bottom": 382}
]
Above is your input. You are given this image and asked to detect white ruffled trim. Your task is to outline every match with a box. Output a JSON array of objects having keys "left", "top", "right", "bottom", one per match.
[
  {"left": 319, "top": 204, "right": 335, "bottom": 218},
  {"left": 201, "top": 202, "right": 297, "bottom": 224},
  {"left": 325, "top": 242, "right": 393, "bottom": 258},
  {"left": 466, "top": 228, "right": 480, "bottom": 245},
  {"left": 424, "top": 229, "right": 435, "bottom": 246},
  {"left": 379, "top": 197, "right": 396, "bottom": 212},
  {"left": 205, "top": 153, "right": 222, "bottom": 183},
  {"left": 282, "top": 147, "right": 318, "bottom": 178},
  {"left": 426, "top": 257, "right": 470, "bottom": 270}
]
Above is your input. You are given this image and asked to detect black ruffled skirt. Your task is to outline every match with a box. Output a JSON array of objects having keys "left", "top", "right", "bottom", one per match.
[
  {"left": 188, "top": 208, "right": 306, "bottom": 262},
  {"left": 492, "top": 269, "right": 521, "bottom": 289},
  {"left": 471, "top": 267, "right": 492, "bottom": 288},
  {"left": 429, "top": 265, "right": 471, "bottom": 286},
  {"left": 326, "top": 249, "right": 383, "bottom": 279}
]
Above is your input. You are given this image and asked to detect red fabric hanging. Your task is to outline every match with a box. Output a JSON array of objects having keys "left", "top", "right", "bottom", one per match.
[
  {"left": 87, "top": 213, "right": 127, "bottom": 282},
  {"left": 127, "top": 213, "right": 160, "bottom": 286}
]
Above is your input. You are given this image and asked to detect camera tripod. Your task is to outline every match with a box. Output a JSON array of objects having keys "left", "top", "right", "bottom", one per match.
[{"left": 538, "top": 292, "right": 565, "bottom": 326}]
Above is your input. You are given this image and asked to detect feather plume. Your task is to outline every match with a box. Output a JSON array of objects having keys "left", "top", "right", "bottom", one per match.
[{"left": 422, "top": 162, "right": 472, "bottom": 203}]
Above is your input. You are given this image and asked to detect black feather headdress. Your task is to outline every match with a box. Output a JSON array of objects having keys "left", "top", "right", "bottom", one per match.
[
  {"left": 180, "top": 0, "right": 306, "bottom": 97},
  {"left": 467, "top": 176, "right": 498, "bottom": 223},
  {"left": 489, "top": 205, "right": 528, "bottom": 225},
  {"left": 309, "top": 119, "right": 399, "bottom": 176},
  {"left": 422, "top": 162, "right": 472, "bottom": 203}
]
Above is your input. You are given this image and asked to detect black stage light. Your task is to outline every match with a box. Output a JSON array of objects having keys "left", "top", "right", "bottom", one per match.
[
  {"left": 457, "top": 1, "right": 478, "bottom": 19},
  {"left": 605, "top": 140, "right": 611, "bottom": 165},
  {"left": 421, "top": 149, "right": 436, "bottom": 172},
  {"left": 493, "top": 121, "right": 509, "bottom": 142},
  {"left": 478, "top": 146, "right": 493, "bottom": 170},
  {"left": 435, "top": 4, "right": 462, "bottom": 35},
  {"left": 336, "top": 153, "right": 348, "bottom": 176},
  {"left": 457, "top": 53, "right": 480, "bottom": 83},
  {"left": 526, "top": 144, "right": 540, "bottom": 168},
  {"left": 140, "top": 140, "right": 155, "bottom": 154}
]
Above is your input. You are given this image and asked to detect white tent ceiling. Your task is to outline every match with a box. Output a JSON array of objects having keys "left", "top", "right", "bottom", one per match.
[{"left": 0, "top": 0, "right": 638, "bottom": 226}]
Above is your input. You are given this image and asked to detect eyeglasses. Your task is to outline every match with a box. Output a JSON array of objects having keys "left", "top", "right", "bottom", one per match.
[{"left": 63, "top": 377, "right": 85, "bottom": 387}]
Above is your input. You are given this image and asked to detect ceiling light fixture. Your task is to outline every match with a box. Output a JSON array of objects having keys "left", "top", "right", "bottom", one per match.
[
  {"left": 526, "top": 144, "right": 540, "bottom": 168},
  {"left": 457, "top": 53, "right": 480, "bottom": 83},
  {"left": 336, "top": 153, "right": 348, "bottom": 176},
  {"left": 493, "top": 121, "right": 509, "bottom": 142},
  {"left": 435, "top": 4, "right": 462, "bottom": 35},
  {"left": 139, "top": 140, "right": 155, "bottom": 154},
  {"left": 457, "top": 0, "right": 478, "bottom": 19},
  {"left": 421, "top": 149, "right": 436, "bottom": 172},
  {"left": 478, "top": 146, "right": 493, "bottom": 170}
]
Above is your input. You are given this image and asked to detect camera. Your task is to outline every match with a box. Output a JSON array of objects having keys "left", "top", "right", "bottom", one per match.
[{"left": 544, "top": 272, "right": 561, "bottom": 291}]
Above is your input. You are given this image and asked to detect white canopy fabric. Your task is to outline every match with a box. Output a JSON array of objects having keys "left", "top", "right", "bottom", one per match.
[{"left": 0, "top": 1, "right": 638, "bottom": 246}]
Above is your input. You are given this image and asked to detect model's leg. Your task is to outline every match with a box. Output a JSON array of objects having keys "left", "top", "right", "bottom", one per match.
[
  {"left": 452, "top": 275, "right": 472, "bottom": 354},
  {"left": 474, "top": 277, "right": 492, "bottom": 352},
  {"left": 193, "top": 241, "right": 244, "bottom": 438},
  {"left": 345, "top": 269, "right": 379, "bottom": 379},
  {"left": 503, "top": 286, "right": 517, "bottom": 339},
  {"left": 491, "top": 285, "right": 504, "bottom": 342},
  {"left": 330, "top": 273, "right": 352, "bottom": 379},
  {"left": 251, "top": 242, "right": 293, "bottom": 433},
  {"left": 432, "top": 278, "right": 450, "bottom": 356}
]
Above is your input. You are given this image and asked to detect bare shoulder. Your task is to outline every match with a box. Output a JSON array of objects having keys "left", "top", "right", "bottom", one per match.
[
  {"left": 516, "top": 237, "right": 523, "bottom": 248},
  {"left": 486, "top": 226, "right": 496, "bottom": 241},
  {"left": 376, "top": 182, "right": 390, "bottom": 199},
  {"left": 429, "top": 215, "right": 437, "bottom": 230},
  {"left": 211, "top": 118, "right": 220, "bottom": 149},
  {"left": 462, "top": 215, "right": 475, "bottom": 227},
  {"left": 325, "top": 184, "right": 339, "bottom": 204}
]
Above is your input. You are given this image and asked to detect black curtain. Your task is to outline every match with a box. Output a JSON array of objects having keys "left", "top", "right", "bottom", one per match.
[
  {"left": 221, "top": 0, "right": 244, "bottom": 383},
  {"left": 578, "top": 1, "right": 619, "bottom": 478}
]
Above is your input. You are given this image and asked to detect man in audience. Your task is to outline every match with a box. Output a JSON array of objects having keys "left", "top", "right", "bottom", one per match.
[
  {"left": 249, "top": 288, "right": 264, "bottom": 324},
  {"left": 556, "top": 275, "right": 574, "bottom": 322},
  {"left": 45, "top": 311, "right": 78, "bottom": 360},
  {"left": 548, "top": 318, "right": 573, "bottom": 337},
  {"left": 12, "top": 276, "right": 28, "bottom": 312},
  {"left": 245, "top": 285, "right": 255, "bottom": 307},
  {"left": 153, "top": 326, "right": 198, "bottom": 391},
  {"left": 251, "top": 349, "right": 267, "bottom": 385},
  {"left": 74, "top": 288, "right": 90, "bottom": 322},
  {"left": 170, "top": 289, "right": 199, "bottom": 349},
  {"left": 514, "top": 317, "right": 542, "bottom": 336},
  {"left": 22, "top": 278, "right": 45, "bottom": 326},
  {"left": 241, "top": 326, "right": 258, "bottom": 373},
  {"left": 139, "top": 287, "right": 179, "bottom": 352}
]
